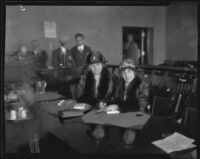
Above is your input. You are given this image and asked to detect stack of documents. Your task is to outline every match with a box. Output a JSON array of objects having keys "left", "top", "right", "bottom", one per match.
[
  {"left": 73, "top": 103, "right": 87, "bottom": 110},
  {"left": 59, "top": 110, "right": 84, "bottom": 118},
  {"left": 152, "top": 132, "right": 196, "bottom": 153},
  {"left": 57, "top": 99, "right": 77, "bottom": 109}
]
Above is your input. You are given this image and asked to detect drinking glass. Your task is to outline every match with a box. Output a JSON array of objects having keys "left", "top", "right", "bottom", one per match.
[{"left": 36, "top": 81, "right": 47, "bottom": 94}]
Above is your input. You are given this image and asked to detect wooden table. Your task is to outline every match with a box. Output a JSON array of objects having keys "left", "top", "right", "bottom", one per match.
[{"left": 4, "top": 99, "right": 196, "bottom": 158}]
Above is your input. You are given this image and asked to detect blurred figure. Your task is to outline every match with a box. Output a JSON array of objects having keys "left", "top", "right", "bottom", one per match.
[
  {"left": 71, "top": 33, "right": 92, "bottom": 72},
  {"left": 10, "top": 45, "right": 33, "bottom": 64},
  {"left": 31, "top": 40, "right": 48, "bottom": 68},
  {"left": 123, "top": 34, "right": 140, "bottom": 64},
  {"left": 52, "top": 35, "right": 75, "bottom": 68}
]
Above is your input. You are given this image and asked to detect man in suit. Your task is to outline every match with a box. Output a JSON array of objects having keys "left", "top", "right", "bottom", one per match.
[
  {"left": 71, "top": 33, "right": 92, "bottom": 71},
  {"left": 123, "top": 34, "right": 140, "bottom": 64},
  {"left": 51, "top": 36, "right": 76, "bottom": 98},
  {"left": 31, "top": 40, "right": 48, "bottom": 68},
  {"left": 52, "top": 35, "right": 75, "bottom": 68}
]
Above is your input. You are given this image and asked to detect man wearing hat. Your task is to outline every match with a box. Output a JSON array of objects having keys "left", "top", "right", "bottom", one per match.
[
  {"left": 109, "top": 58, "right": 149, "bottom": 145},
  {"left": 52, "top": 35, "right": 75, "bottom": 68}
]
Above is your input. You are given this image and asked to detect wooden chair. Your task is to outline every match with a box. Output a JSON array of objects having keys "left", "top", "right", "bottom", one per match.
[
  {"left": 151, "top": 96, "right": 176, "bottom": 117},
  {"left": 29, "top": 134, "right": 40, "bottom": 153},
  {"left": 183, "top": 107, "right": 197, "bottom": 138}
]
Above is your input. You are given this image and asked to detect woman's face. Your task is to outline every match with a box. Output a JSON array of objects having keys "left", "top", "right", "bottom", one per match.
[
  {"left": 122, "top": 68, "right": 135, "bottom": 83},
  {"left": 90, "top": 63, "right": 103, "bottom": 75}
]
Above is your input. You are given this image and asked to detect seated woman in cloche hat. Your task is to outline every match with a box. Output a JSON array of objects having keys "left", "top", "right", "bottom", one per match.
[
  {"left": 107, "top": 58, "right": 150, "bottom": 145},
  {"left": 77, "top": 51, "right": 114, "bottom": 106},
  {"left": 76, "top": 51, "right": 115, "bottom": 140}
]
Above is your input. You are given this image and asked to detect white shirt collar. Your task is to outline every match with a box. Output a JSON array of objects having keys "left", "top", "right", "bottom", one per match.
[
  {"left": 77, "top": 45, "right": 84, "bottom": 51},
  {"left": 61, "top": 47, "right": 66, "bottom": 54}
]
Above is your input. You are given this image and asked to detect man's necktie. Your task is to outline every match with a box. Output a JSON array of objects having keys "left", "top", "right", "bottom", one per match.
[{"left": 63, "top": 52, "right": 66, "bottom": 65}]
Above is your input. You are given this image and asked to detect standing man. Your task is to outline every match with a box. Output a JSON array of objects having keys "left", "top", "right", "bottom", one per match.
[
  {"left": 71, "top": 33, "right": 92, "bottom": 72},
  {"left": 31, "top": 40, "right": 48, "bottom": 68},
  {"left": 52, "top": 35, "right": 75, "bottom": 68},
  {"left": 123, "top": 34, "right": 140, "bottom": 64}
]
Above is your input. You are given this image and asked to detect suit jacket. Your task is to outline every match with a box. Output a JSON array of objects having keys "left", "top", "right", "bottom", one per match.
[
  {"left": 70, "top": 45, "right": 92, "bottom": 67},
  {"left": 52, "top": 47, "right": 75, "bottom": 68},
  {"left": 31, "top": 49, "right": 48, "bottom": 68}
]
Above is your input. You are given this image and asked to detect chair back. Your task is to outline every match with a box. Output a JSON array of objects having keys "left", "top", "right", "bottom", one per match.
[
  {"left": 152, "top": 96, "right": 176, "bottom": 117},
  {"left": 183, "top": 107, "right": 197, "bottom": 138}
]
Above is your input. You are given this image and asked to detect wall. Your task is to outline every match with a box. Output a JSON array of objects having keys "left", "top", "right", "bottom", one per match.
[
  {"left": 6, "top": 6, "right": 166, "bottom": 65},
  {"left": 166, "top": 3, "right": 197, "bottom": 61}
]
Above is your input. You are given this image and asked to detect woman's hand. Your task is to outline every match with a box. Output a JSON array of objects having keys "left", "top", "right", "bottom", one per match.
[
  {"left": 123, "top": 129, "right": 136, "bottom": 145},
  {"left": 98, "top": 101, "right": 107, "bottom": 109},
  {"left": 105, "top": 104, "right": 119, "bottom": 111}
]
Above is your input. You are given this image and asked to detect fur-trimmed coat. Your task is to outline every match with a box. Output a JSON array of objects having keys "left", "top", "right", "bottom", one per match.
[
  {"left": 77, "top": 67, "right": 114, "bottom": 106},
  {"left": 114, "top": 76, "right": 149, "bottom": 112}
]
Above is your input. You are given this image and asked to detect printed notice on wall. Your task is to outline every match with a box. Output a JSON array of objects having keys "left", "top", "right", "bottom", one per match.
[{"left": 44, "top": 21, "right": 57, "bottom": 38}]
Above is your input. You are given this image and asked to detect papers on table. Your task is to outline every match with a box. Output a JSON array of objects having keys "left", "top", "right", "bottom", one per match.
[
  {"left": 106, "top": 110, "right": 120, "bottom": 114},
  {"left": 58, "top": 101, "right": 90, "bottom": 118},
  {"left": 152, "top": 132, "right": 196, "bottom": 154},
  {"left": 73, "top": 103, "right": 86, "bottom": 110},
  {"left": 82, "top": 110, "right": 150, "bottom": 129},
  {"left": 57, "top": 99, "right": 77, "bottom": 109}
]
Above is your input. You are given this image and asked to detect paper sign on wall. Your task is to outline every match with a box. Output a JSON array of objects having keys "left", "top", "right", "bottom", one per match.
[{"left": 44, "top": 21, "right": 57, "bottom": 38}]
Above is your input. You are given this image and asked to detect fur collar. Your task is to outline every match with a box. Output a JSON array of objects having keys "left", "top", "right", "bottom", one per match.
[
  {"left": 83, "top": 67, "right": 111, "bottom": 101},
  {"left": 117, "top": 76, "right": 142, "bottom": 101}
]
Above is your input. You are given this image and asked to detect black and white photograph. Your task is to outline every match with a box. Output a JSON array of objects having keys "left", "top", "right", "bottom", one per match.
[{"left": 2, "top": 1, "right": 198, "bottom": 158}]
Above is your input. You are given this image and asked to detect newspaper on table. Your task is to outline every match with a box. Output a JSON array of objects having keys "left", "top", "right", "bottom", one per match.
[{"left": 152, "top": 132, "right": 196, "bottom": 154}]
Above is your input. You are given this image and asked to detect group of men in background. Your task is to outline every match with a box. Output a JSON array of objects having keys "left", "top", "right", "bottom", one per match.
[{"left": 9, "top": 33, "right": 92, "bottom": 70}]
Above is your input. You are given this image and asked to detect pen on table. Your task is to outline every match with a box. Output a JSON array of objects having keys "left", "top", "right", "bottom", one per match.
[
  {"left": 136, "top": 113, "right": 143, "bottom": 116},
  {"left": 58, "top": 100, "right": 65, "bottom": 107}
]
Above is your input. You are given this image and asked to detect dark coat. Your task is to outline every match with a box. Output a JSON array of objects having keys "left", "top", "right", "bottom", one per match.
[
  {"left": 31, "top": 49, "right": 48, "bottom": 68},
  {"left": 52, "top": 47, "right": 75, "bottom": 68},
  {"left": 70, "top": 45, "right": 92, "bottom": 67},
  {"left": 10, "top": 51, "right": 34, "bottom": 65},
  {"left": 123, "top": 42, "right": 140, "bottom": 64},
  {"left": 114, "top": 76, "right": 149, "bottom": 112},
  {"left": 77, "top": 67, "right": 114, "bottom": 106}
]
